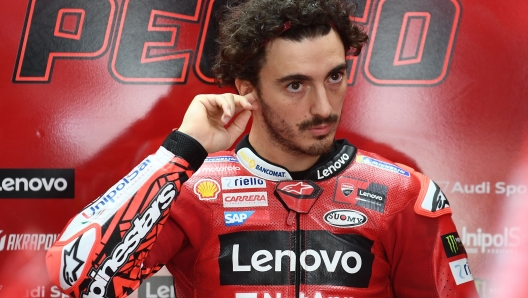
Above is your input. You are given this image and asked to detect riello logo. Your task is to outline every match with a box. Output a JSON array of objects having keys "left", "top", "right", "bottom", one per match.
[{"left": 13, "top": 0, "right": 460, "bottom": 86}]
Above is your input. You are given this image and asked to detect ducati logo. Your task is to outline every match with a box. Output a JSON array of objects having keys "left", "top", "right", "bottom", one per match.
[{"left": 341, "top": 183, "right": 354, "bottom": 196}]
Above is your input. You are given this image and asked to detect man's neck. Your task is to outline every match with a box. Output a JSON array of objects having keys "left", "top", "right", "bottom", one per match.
[{"left": 247, "top": 126, "right": 320, "bottom": 172}]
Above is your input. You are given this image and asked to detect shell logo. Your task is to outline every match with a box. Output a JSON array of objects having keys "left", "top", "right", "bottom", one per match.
[{"left": 194, "top": 179, "right": 220, "bottom": 200}]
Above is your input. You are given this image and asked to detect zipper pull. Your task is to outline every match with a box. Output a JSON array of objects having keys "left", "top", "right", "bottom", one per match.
[{"left": 286, "top": 210, "right": 296, "bottom": 226}]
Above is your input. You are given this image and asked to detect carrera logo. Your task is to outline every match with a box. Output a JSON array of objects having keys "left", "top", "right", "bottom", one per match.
[
  {"left": 324, "top": 209, "right": 367, "bottom": 228},
  {"left": 219, "top": 230, "right": 374, "bottom": 287},
  {"left": 223, "top": 192, "right": 268, "bottom": 208},
  {"left": 194, "top": 179, "right": 220, "bottom": 200}
]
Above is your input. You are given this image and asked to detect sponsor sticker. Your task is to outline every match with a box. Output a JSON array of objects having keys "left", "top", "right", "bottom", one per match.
[
  {"left": 236, "top": 148, "right": 292, "bottom": 181},
  {"left": 204, "top": 156, "right": 239, "bottom": 163},
  {"left": 194, "top": 179, "right": 220, "bottom": 200},
  {"left": 223, "top": 192, "right": 268, "bottom": 208},
  {"left": 441, "top": 232, "right": 466, "bottom": 258},
  {"left": 196, "top": 166, "right": 241, "bottom": 174},
  {"left": 137, "top": 276, "right": 175, "bottom": 298},
  {"left": 222, "top": 176, "right": 266, "bottom": 190},
  {"left": 323, "top": 209, "right": 368, "bottom": 228},
  {"left": 60, "top": 229, "right": 96, "bottom": 290},
  {"left": 355, "top": 155, "right": 410, "bottom": 177},
  {"left": 219, "top": 230, "right": 374, "bottom": 287},
  {"left": 416, "top": 180, "right": 451, "bottom": 217},
  {"left": 0, "top": 169, "right": 74, "bottom": 199},
  {"left": 334, "top": 177, "right": 388, "bottom": 213},
  {"left": 274, "top": 181, "right": 323, "bottom": 213},
  {"left": 224, "top": 211, "right": 270, "bottom": 226},
  {"left": 449, "top": 258, "right": 474, "bottom": 285},
  {"left": 0, "top": 229, "right": 59, "bottom": 251}
]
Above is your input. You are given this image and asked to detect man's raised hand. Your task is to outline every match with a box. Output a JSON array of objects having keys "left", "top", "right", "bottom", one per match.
[{"left": 178, "top": 93, "right": 255, "bottom": 153}]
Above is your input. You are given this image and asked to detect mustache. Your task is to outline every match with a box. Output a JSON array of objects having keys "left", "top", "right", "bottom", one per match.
[{"left": 299, "top": 114, "right": 339, "bottom": 131}]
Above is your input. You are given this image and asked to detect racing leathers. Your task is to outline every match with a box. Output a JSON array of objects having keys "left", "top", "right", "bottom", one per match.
[{"left": 46, "top": 131, "right": 479, "bottom": 298}]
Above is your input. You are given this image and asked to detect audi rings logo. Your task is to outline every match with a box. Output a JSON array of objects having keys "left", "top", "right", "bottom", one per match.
[{"left": 0, "top": 169, "right": 74, "bottom": 199}]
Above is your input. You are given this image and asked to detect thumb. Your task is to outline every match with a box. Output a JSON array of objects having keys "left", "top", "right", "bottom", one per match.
[{"left": 226, "top": 110, "right": 252, "bottom": 143}]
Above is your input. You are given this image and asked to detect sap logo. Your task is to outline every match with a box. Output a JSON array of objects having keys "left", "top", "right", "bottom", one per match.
[
  {"left": 225, "top": 211, "right": 254, "bottom": 226},
  {"left": 323, "top": 209, "right": 368, "bottom": 228},
  {"left": 222, "top": 176, "right": 266, "bottom": 190},
  {"left": 316, "top": 153, "right": 350, "bottom": 179}
]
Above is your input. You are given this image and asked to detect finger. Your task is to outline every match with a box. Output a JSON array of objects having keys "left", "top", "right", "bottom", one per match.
[
  {"left": 226, "top": 110, "right": 252, "bottom": 142},
  {"left": 201, "top": 94, "right": 232, "bottom": 124}
]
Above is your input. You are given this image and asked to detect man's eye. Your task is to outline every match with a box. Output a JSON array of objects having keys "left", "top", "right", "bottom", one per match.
[
  {"left": 328, "top": 73, "right": 343, "bottom": 84},
  {"left": 287, "top": 82, "right": 303, "bottom": 93}
]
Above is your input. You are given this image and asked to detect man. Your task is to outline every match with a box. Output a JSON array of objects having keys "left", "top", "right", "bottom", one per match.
[{"left": 46, "top": 0, "right": 479, "bottom": 297}]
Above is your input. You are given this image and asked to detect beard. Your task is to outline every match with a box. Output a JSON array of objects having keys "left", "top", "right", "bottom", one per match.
[{"left": 256, "top": 88, "right": 340, "bottom": 157}]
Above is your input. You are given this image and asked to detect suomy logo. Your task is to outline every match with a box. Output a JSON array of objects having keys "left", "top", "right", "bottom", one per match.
[{"left": 324, "top": 209, "right": 367, "bottom": 228}]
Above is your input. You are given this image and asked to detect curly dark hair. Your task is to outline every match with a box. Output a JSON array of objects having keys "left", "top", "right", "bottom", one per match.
[{"left": 211, "top": 0, "right": 369, "bottom": 88}]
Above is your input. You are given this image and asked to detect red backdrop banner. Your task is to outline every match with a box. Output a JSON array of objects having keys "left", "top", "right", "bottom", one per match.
[{"left": 0, "top": 0, "right": 527, "bottom": 297}]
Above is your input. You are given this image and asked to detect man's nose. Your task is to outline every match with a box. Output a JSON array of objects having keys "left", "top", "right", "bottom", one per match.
[{"left": 310, "top": 85, "right": 333, "bottom": 118}]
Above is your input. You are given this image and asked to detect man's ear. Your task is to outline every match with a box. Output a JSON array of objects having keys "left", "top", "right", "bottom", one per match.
[{"left": 235, "top": 78, "right": 254, "bottom": 96}]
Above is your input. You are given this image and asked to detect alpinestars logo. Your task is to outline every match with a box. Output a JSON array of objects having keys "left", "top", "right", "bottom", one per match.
[
  {"left": 84, "top": 182, "right": 176, "bottom": 298},
  {"left": 63, "top": 236, "right": 84, "bottom": 286}
]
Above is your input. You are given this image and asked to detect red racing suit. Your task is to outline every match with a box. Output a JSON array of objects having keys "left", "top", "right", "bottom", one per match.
[{"left": 46, "top": 131, "right": 479, "bottom": 298}]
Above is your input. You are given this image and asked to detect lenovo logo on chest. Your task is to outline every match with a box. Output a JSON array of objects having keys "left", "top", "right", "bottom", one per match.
[{"left": 219, "top": 231, "right": 374, "bottom": 288}]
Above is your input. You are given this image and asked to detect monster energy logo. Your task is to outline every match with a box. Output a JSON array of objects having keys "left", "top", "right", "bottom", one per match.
[
  {"left": 441, "top": 232, "right": 466, "bottom": 258},
  {"left": 446, "top": 234, "right": 459, "bottom": 253}
]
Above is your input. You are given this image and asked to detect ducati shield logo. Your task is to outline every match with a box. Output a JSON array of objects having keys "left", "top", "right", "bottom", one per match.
[{"left": 324, "top": 209, "right": 368, "bottom": 228}]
